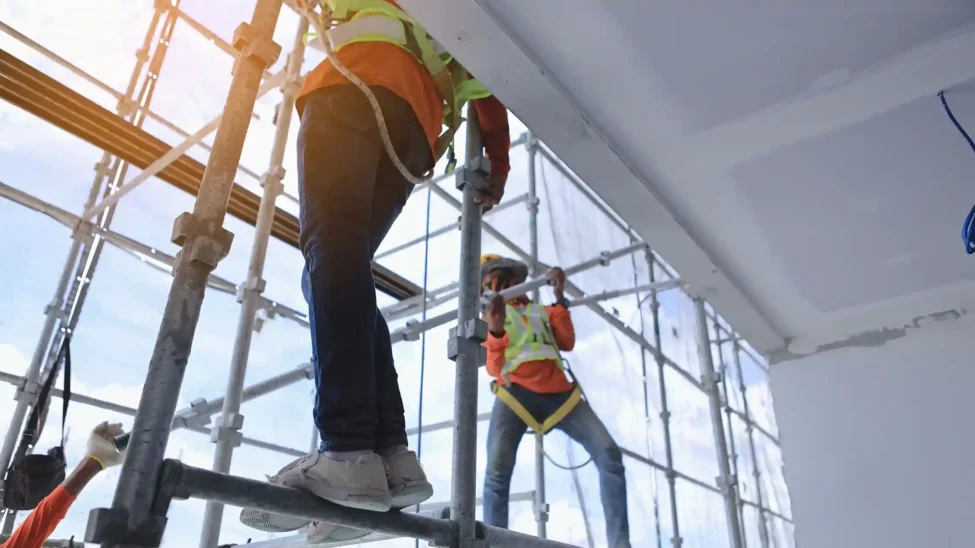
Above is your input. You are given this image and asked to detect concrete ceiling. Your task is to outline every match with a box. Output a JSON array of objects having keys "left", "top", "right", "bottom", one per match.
[{"left": 401, "top": 0, "right": 975, "bottom": 355}]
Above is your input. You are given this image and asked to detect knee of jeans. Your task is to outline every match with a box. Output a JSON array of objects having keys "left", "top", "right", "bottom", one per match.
[
  {"left": 483, "top": 462, "right": 513, "bottom": 491},
  {"left": 597, "top": 442, "right": 624, "bottom": 471}
]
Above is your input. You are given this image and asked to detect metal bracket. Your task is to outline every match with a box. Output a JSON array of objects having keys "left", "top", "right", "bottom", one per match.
[
  {"left": 231, "top": 22, "right": 282, "bottom": 76},
  {"left": 236, "top": 276, "right": 267, "bottom": 303},
  {"left": 177, "top": 398, "right": 212, "bottom": 428},
  {"left": 85, "top": 459, "right": 181, "bottom": 545},
  {"left": 534, "top": 501, "right": 550, "bottom": 522},
  {"left": 447, "top": 320, "right": 488, "bottom": 364},
  {"left": 171, "top": 212, "right": 235, "bottom": 272},
  {"left": 14, "top": 378, "right": 40, "bottom": 401},
  {"left": 715, "top": 473, "right": 738, "bottom": 493},
  {"left": 454, "top": 156, "right": 491, "bottom": 192},
  {"left": 526, "top": 196, "right": 540, "bottom": 214},
  {"left": 671, "top": 535, "right": 684, "bottom": 548},
  {"left": 260, "top": 165, "right": 287, "bottom": 195},
  {"left": 402, "top": 319, "right": 422, "bottom": 342},
  {"left": 599, "top": 251, "right": 612, "bottom": 266},
  {"left": 209, "top": 413, "right": 244, "bottom": 447},
  {"left": 93, "top": 160, "right": 114, "bottom": 179},
  {"left": 659, "top": 410, "right": 671, "bottom": 422},
  {"left": 664, "top": 468, "right": 677, "bottom": 481}
]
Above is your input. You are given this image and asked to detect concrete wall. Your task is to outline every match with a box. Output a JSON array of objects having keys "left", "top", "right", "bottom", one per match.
[{"left": 770, "top": 311, "right": 974, "bottom": 548}]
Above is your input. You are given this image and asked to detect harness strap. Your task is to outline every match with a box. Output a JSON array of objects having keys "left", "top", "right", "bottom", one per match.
[{"left": 492, "top": 383, "right": 583, "bottom": 436}]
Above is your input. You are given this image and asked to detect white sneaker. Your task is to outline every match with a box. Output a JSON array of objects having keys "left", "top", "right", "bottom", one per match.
[
  {"left": 239, "top": 456, "right": 310, "bottom": 532},
  {"left": 384, "top": 450, "right": 434, "bottom": 508},
  {"left": 306, "top": 520, "right": 371, "bottom": 544},
  {"left": 277, "top": 451, "right": 393, "bottom": 511}
]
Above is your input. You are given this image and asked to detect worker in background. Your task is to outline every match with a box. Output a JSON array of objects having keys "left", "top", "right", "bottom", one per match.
[
  {"left": 239, "top": 0, "right": 510, "bottom": 543},
  {"left": 480, "top": 255, "right": 631, "bottom": 548},
  {"left": 2, "top": 422, "right": 125, "bottom": 548}
]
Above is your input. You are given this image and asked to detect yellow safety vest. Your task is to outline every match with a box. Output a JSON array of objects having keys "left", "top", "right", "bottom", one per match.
[
  {"left": 319, "top": 0, "right": 493, "bottom": 163},
  {"left": 493, "top": 304, "right": 581, "bottom": 435},
  {"left": 500, "top": 304, "right": 563, "bottom": 383}
]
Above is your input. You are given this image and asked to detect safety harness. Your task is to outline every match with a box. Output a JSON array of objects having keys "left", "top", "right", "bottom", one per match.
[
  {"left": 314, "top": 0, "right": 493, "bottom": 168},
  {"left": 492, "top": 303, "right": 582, "bottom": 436}
]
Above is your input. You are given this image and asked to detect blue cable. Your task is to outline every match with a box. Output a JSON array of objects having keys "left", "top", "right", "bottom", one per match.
[
  {"left": 938, "top": 91, "right": 975, "bottom": 254},
  {"left": 414, "top": 187, "right": 433, "bottom": 543}
]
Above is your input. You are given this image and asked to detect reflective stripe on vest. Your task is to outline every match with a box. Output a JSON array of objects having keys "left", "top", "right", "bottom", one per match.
[
  {"left": 500, "top": 304, "right": 562, "bottom": 383},
  {"left": 321, "top": 0, "right": 492, "bottom": 162}
]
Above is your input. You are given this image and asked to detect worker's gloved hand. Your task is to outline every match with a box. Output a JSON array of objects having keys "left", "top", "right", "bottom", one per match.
[
  {"left": 485, "top": 293, "right": 506, "bottom": 338},
  {"left": 474, "top": 170, "right": 506, "bottom": 213},
  {"left": 85, "top": 421, "right": 126, "bottom": 470},
  {"left": 547, "top": 267, "right": 566, "bottom": 303}
]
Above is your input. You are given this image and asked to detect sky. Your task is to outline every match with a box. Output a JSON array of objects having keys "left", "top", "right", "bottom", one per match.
[{"left": 0, "top": 1, "right": 794, "bottom": 547}]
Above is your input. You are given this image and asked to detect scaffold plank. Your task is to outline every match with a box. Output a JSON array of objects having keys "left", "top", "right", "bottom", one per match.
[{"left": 0, "top": 47, "right": 420, "bottom": 300}]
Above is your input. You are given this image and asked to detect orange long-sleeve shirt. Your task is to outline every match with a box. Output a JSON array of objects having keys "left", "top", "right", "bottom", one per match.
[
  {"left": 485, "top": 304, "right": 575, "bottom": 394},
  {"left": 297, "top": 2, "right": 510, "bottom": 178},
  {"left": 2, "top": 486, "right": 75, "bottom": 548}
]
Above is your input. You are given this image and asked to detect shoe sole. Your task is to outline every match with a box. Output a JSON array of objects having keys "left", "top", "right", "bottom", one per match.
[
  {"left": 391, "top": 481, "right": 434, "bottom": 508},
  {"left": 239, "top": 507, "right": 310, "bottom": 532}
]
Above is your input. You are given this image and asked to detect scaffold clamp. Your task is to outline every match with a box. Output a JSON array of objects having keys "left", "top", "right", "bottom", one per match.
[
  {"left": 232, "top": 22, "right": 282, "bottom": 75},
  {"left": 171, "top": 212, "right": 235, "bottom": 271},
  {"left": 210, "top": 412, "right": 245, "bottom": 447},
  {"left": 455, "top": 156, "right": 491, "bottom": 192}
]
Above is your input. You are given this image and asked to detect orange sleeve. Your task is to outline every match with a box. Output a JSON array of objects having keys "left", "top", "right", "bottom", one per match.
[
  {"left": 472, "top": 96, "right": 511, "bottom": 181},
  {"left": 484, "top": 331, "right": 510, "bottom": 378},
  {"left": 546, "top": 305, "right": 575, "bottom": 351},
  {"left": 3, "top": 486, "right": 76, "bottom": 548}
]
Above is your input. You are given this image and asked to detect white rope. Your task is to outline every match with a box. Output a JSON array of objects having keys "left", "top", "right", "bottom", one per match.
[{"left": 301, "top": 3, "right": 433, "bottom": 185}]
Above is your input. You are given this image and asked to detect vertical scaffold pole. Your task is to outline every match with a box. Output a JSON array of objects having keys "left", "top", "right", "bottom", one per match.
[
  {"left": 0, "top": 0, "right": 169, "bottom": 528},
  {"left": 646, "top": 252, "right": 682, "bottom": 547},
  {"left": 525, "top": 131, "right": 548, "bottom": 538},
  {"left": 86, "top": 2, "right": 283, "bottom": 545},
  {"left": 713, "top": 318, "right": 747, "bottom": 548},
  {"left": 197, "top": 15, "right": 306, "bottom": 548},
  {"left": 693, "top": 297, "right": 745, "bottom": 548},
  {"left": 449, "top": 105, "right": 487, "bottom": 546},
  {"left": 734, "top": 341, "right": 771, "bottom": 548}
]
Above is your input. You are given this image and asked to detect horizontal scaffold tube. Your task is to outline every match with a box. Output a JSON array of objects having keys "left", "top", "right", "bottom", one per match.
[
  {"left": 166, "top": 461, "right": 578, "bottom": 548},
  {"left": 390, "top": 241, "right": 648, "bottom": 342}
]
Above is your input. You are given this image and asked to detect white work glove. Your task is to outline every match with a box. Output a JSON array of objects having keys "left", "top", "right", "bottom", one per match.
[{"left": 85, "top": 421, "right": 125, "bottom": 469}]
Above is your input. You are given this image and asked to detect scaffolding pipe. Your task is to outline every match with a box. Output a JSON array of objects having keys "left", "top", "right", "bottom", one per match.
[
  {"left": 240, "top": 492, "right": 536, "bottom": 548},
  {"left": 569, "top": 279, "right": 682, "bottom": 309},
  {"left": 198, "top": 16, "right": 307, "bottom": 546},
  {"left": 527, "top": 131, "right": 547, "bottom": 538},
  {"left": 0, "top": 2, "right": 169, "bottom": 517},
  {"left": 79, "top": 67, "right": 288, "bottom": 222},
  {"left": 374, "top": 193, "right": 529, "bottom": 260},
  {"left": 694, "top": 297, "right": 746, "bottom": 548},
  {"left": 714, "top": 317, "right": 748, "bottom": 548},
  {"left": 0, "top": 181, "right": 309, "bottom": 331},
  {"left": 0, "top": 370, "right": 305, "bottom": 458},
  {"left": 646, "top": 252, "right": 683, "bottom": 547},
  {"left": 734, "top": 341, "right": 772, "bottom": 548},
  {"left": 389, "top": 241, "right": 646, "bottom": 342},
  {"left": 449, "top": 104, "right": 485, "bottom": 546},
  {"left": 169, "top": 461, "right": 576, "bottom": 548},
  {"left": 32, "top": 6, "right": 182, "bottom": 427},
  {"left": 90, "top": 1, "right": 284, "bottom": 541}
]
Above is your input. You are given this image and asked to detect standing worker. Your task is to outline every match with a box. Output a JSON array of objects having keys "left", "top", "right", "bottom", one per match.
[
  {"left": 240, "top": 0, "right": 510, "bottom": 543},
  {"left": 479, "top": 255, "right": 631, "bottom": 547}
]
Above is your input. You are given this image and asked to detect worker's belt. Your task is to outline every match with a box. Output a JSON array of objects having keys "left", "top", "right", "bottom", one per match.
[{"left": 492, "top": 382, "right": 582, "bottom": 435}]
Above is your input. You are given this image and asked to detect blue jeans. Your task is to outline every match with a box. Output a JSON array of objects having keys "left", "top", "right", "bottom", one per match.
[
  {"left": 483, "top": 390, "right": 631, "bottom": 547},
  {"left": 297, "top": 85, "right": 430, "bottom": 452}
]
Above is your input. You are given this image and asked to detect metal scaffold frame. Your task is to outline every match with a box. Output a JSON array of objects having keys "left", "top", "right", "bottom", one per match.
[{"left": 0, "top": 1, "right": 793, "bottom": 546}]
